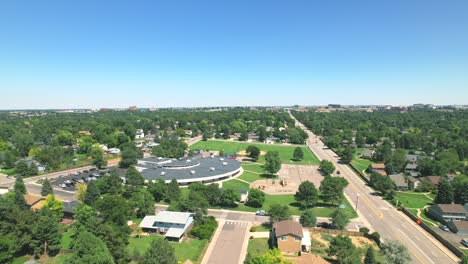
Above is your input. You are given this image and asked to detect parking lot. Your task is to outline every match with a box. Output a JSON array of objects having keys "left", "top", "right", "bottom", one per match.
[{"left": 50, "top": 167, "right": 126, "bottom": 191}]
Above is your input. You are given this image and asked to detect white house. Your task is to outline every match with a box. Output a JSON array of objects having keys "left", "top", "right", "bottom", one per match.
[
  {"left": 265, "top": 137, "right": 279, "bottom": 144},
  {"left": 139, "top": 211, "right": 194, "bottom": 242},
  {"left": 107, "top": 148, "right": 121, "bottom": 155},
  {"left": 135, "top": 129, "right": 145, "bottom": 139}
]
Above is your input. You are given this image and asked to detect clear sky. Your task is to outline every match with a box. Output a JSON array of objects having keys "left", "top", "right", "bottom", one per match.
[{"left": 1, "top": 0, "right": 467, "bottom": 109}]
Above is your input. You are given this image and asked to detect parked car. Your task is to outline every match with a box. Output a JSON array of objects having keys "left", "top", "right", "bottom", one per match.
[
  {"left": 59, "top": 175, "right": 65, "bottom": 178},
  {"left": 73, "top": 171, "right": 81, "bottom": 176},
  {"left": 89, "top": 168, "right": 97, "bottom": 172},
  {"left": 81, "top": 176, "right": 89, "bottom": 183},
  {"left": 440, "top": 225, "right": 450, "bottom": 232},
  {"left": 255, "top": 210, "right": 267, "bottom": 216},
  {"left": 461, "top": 238, "right": 468, "bottom": 247},
  {"left": 64, "top": 180, "right": 72, "bottom": 187},
  {"left": 83, "top": 169, "right": 89, "bottom": 173},
  {"left": 336, "top": 170, "right": 341, "bottom": 175},
  {"left": 92, "top": 173, "right": 100, "bottom": 178}
]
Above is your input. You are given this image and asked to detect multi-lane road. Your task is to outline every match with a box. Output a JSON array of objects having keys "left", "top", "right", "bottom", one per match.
[{"left": 289, "top": 112, "right": 460, "bottom": 264}]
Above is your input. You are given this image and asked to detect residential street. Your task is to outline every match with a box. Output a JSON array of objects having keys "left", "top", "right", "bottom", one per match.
[{"left": 290, "top": 112, "right": 460, "bottom": 264}]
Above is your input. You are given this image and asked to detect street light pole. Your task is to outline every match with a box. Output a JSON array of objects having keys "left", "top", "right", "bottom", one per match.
[{"left": 355, "top": 193, "right": 360, "bottom": 212}]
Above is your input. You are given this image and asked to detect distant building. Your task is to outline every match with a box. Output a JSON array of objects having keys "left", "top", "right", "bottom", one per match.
[
  {"left": 370, "top": 163, "right": 387, "bottom": 176},
  {"left": 139, "top": 211, "right": 194, "bottom": 242},
  {"left": 424, "top": 176, "right": 442, "bottom": 188},
  {"left": 239, "top": 190, "right": 249, "bottom": 203},
  {"left": 135, "top": 129, "right": 145, "bottom": 139},
  {"left": 407, "top": 176, "right": 421, "bottom": 190},
  {"left": 265, "top": 137, "right": 279, "bottom": 144},
  {"left": 360, "top": 149, "right": 375, "bottom": 159},
  {"left": 389, "top": 174, "right": 408, "bottom": 191},
  {"left": 129, "top": 105, "right": 137, "bottom": 111},
  {"left": 328, "top": 104, "right": 341, "bottom": 108},
  {"left": 447, "top": 220, "right": 468, "bottom": 235}
]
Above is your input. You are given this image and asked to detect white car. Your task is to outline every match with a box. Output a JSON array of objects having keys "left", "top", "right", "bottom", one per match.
[{"left": 462, "top": 238, "right": 468, "bottom": 247}]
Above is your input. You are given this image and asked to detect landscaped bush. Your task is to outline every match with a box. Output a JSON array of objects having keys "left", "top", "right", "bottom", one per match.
[
  {"left": 189, "top": 216, "right": 218, "bottom": 240},
  {"left": 359, "top": 227, "right": 370, "bottom": 234}
]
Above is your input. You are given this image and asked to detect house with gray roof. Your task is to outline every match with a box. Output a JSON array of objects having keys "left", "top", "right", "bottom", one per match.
[
  {"left": 389, "top": 174, "right": 408, "bottom": 191},
  {"left": 139, "top": 211, "right": 194, "bottom": 242}
]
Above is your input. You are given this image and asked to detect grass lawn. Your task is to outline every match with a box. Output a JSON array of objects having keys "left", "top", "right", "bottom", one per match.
[
  {"left": 351, "top": 158, "right": 373, "bottom": 174},
  {"left": 61, "top": 228, "right": 75, "bottom": 250},
  {"left": 222, "top": 179, "right": 250, "bottom": 191},
  {"left": 128, "top": 236, "right": 207, "bottom": 263},
  {"left": 394, "top": 192, "right": 433, "bottom": 209},
  {"left": 247, "top": 238, "right": 270, "bottom": 256},
  {"left": 191, "top": 140, "right": 319, "bottom": 165},
  {"left": 12, "top": 256, "right": 30, "bottom": 264},
  {"left": 47, "top": 254, "right": 72, "bottom": 264}
]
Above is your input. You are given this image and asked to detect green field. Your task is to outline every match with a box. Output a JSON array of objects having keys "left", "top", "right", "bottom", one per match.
[
  {"left": 191, "top": 140, "right": 319, "bottom": 165},
  {"left": 222, "top": 179, "right": 250, "bottom": 191},
  {"left": 394, "top": 192, "right": 433, "bottom": 209},
  {"left": 128, "top": 236, "right": 207, "bottom": 263}
]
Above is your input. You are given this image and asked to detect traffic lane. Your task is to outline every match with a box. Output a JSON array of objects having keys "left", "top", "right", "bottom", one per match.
[
  {"left": 206, "top": 221, "right": 250, "bottom": 264},
  {"left": 26, "top": 183, "right": 76, "bottom": 201}
]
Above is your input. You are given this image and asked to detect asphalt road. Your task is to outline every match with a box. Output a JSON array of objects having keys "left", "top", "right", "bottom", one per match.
[{"left": 289, "top": 112, "right": 459, "bottom": 264}]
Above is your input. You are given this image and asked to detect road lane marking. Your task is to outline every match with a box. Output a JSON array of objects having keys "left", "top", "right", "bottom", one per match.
[{"left": 398, "top": 229, "right": 435, "bottom": 264}]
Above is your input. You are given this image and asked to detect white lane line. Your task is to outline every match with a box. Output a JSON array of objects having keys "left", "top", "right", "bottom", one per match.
[{"left": 398, "top": 229, "right": 436, "bottom": 264}]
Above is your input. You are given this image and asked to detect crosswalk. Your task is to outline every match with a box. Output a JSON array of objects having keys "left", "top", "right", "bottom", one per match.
[{"left": 224, "top": 221, "right": 249, "bottom": 226}]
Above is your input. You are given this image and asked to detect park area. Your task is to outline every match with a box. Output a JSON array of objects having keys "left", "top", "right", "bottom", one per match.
[
  {"left": 190, "top": 140, "right": 320, "bottom": 165},
  {"left": 394, "top": 191, "right": 439, "bottom": 226}
]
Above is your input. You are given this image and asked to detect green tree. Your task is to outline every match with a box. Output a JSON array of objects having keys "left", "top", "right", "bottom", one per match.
[
  {"left": 248, "top": 248, "right": 292, "bottom": 264},
  {"left": 220, "top": 188, "right": 241, "bottom": 207},
  {"left": 119, "top": 148, "right": 139, "bottom": 168},
  {"left": 454, "top": 180, "right": 468, "bottom": 204},
  {"left": 95, "top": 195, "right": 131, "bottom": 226},
  {"left": 31, "top": 207, "right": 62, "bottom": 256},
  {"left": 299, "top": 209, "right": 317, "bottom": 227},
  {"left": 148, "top": 179, "right": 167, "bottom": 202},
  {"left": 268, "top": 203, "right": 291, "bottom": 223},
  {"left": 319, "top": 160, "right": 336, "bottom": 176},
  {"left": 239, "top": 130, "right": 248, "bottom": 141},
  {"left": 16, "top": 160, "right": 31, "bottom": 176},
  {"left": 381, "top": 240, "right": 411, "bottom": 264},
  {"left": 131, "top": 189, "right": 156, "bottom": 218},
  {"left": 293, "top": 147, "right": 304, "bottom": 161},
  {"left": 84, "top": 180, "right": 101, "bottom": 206},
  {"left": 98, "top": 170, "right": 123, "bottom": 195},
  {"left": 91, "top": 145, "right": 107, "bottom": 169},
  {"left": 125, "top": 166, "right": 145, "bottom": 187},
  {"left": 166, "top": 179, "right": 181, "bottom": 202},
  {"left": 294, "top": 181, "right": 318, "bottom": 209},
  {"left": 246, "top": 145, "right": 261, "bottom": 161},
  {"left": 340, "top": 146, "right": 354, "bottom": 164},
  {"left": 14, "top": 175, "right": 26, "bottom": 194},
  {"left": 391, "top": 149, "right": 407, "bottom": 173},
  {"left": 327, "top": 235, "right": 360, "bottom": 264},
  {"left": 41, "top": 178, "right": 54, "bottom": 196},
  {"left": 264, "top": 151, "right": 281, "bottom": 176},
  {"left": 364, "top": 246, "right": 377, "bottom": 264},
  {"left": 141, "top": 237, "right": 177, "bottom": 264},
  {"left": 370, "top": 173, "right": 395, "bottom": 198},
  {"left": 246, "top": 189, "right": 265, "bottom": 208},
  {"left": 42, "top": 194, "right": 64, "bottom": 219},
  {"left": 320, "top": 176, "right": 349, "bottom": 205},
  {"left": 151, "top": 137, "right": 187, "bottom": 159},
  {"left": 435, "top": 178, "right": 454, "bottom": 204},
  {"left": 69, "top": 231, "right": 114, "bottom": 264},
  {"left": 331, "top": 207, "right": 350, "bottom": 230}
]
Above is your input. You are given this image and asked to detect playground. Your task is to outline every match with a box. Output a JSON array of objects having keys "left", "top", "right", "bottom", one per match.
[{"left": 250, "top": 164, "right": 322, "bottom": 195}]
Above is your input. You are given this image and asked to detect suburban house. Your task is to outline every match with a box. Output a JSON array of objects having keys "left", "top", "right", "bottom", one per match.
[
  {"left": 24, "top": 194, "right": 45, "bottom": 212},
  {"left": 63, "top": 201, "right": 79, "bottom": 219},
  {"left": 424, "top": 176, "right": 442, "bottom": 188},
  {"left": 405, "top": 163, "right": 418, "bottom": 173},
  {"left": 428, "top": 204, "right": 467, "bottom": 223},
  {"left": 247, "top": 133, "right": 259, "bottom": 142},
  {"left": 360, "top": 149, "right": 375, "bottom": 159},
  {"left": 389, "top": 174, "right": 408, "bottom": 191},
  {"left": 447, "top": 220, "right": 468, "bottom": 235},
  {"left": 407, "top": 176, "right": 421, "bottom": 190},
  {"left": 272, "top": 220, "right": 303, "bottom": 254},
  {"left": 135, "top": 129, "right": 145, "bottom": 139},
  {"left": 264, "top": 137, "right": 279, "bottom": 144},
  {"left": 139, "top": 211, "right": 194, "bottom": 242},
  {"left": 370, "top": 163, "right": 387, "bottom": 176}
]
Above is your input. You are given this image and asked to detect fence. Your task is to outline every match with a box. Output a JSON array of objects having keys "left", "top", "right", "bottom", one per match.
[
  {"left": 348, "top": 163, "right": 370, "bottom": 183},
  {"left": 401, "top": 207, "right": 464, "bottom": 258},
  {"left": 308, "top": 227, "right": 363, "bottom": 237}
]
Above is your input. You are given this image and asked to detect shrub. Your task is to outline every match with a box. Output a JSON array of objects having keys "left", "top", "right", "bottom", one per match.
[
  {"left": 189, "top": 216, "right": 218, "bottom": 240},
  {"left": 359, "top": 227, "right": 370, "bottom": 234}
]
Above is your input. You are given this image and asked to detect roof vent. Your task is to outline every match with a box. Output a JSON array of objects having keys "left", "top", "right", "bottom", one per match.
[
  {"left": 190, "top": 170, "right": 196, "bottom": 175},
  {"left": 186, "top": 159, "right": 191, "bottom": 163},
  {"left": 209, "top": 167, "right": 215, "bottom": 171},
  {"left": 222, "top": 162, "right": 228, "bottom": 166},
  {"left": 161, "top": 171, "right": 166, "bottom": 176},
  {"left": 220, "top": 158, "right": 224, "bottom": 161}
]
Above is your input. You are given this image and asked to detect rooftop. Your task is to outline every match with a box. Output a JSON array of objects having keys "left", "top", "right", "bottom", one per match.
[
  {"left": 273, "top": 220, "right": 303, "bottom": 238},
  {"left": 389, "top": 174, "right": 407, "bottom": 187},
  {"left": 140, "top": 211, "right": 194, "bottom": 229},
  {"left": 436, "top": 204, "right": 466, "bottom": 214},
  {"left": 371, "top": 163, "right": 386, "bottom": 170},
  {"left": 451, "top": 221, "right": 468, "bottom": 230}
]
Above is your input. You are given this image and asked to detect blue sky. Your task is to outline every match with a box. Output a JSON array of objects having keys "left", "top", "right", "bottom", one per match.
[{"left": 1, "top": 0, "right": 467, "bottom": 109}]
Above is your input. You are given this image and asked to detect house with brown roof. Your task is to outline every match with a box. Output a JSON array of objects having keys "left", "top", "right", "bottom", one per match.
[
  {"left": 24, "top": 194, "right": 45, "bottom": 212},
  {"left": 424, "top": 176, "right": 442, "bottom": 188},
  {"left": 428, "top": 204, "right": 466, "bottom": 223},
  {"left": 370, "top": 163, "right": 387, "bottom": 176},
  {"left": 272, "top": 220, "right": 303, "bottom": 254}
]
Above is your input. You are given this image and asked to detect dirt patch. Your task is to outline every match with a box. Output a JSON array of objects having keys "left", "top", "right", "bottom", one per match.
[
  {"left": 311, "top": 233, "right": 378, "bottom": 249},
  {"left": 237, "top": 150, "right": 267, "bottom": 156}
]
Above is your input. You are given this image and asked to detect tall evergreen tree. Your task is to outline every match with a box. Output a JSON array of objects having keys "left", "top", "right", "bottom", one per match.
[
  {"left": 84, "top": 180, "right": 101, "bottom": 206},
  {"left": 69, "top": 231, "right": 114, "bottom": 264},
  {"left": 14, "top": 175, "right": 26, "bottom": 195},
  {"left": 31, "top": 207, "right": 62, "bottom": 256},
  {"left": 141, "top": 237, "right": 177, "bottom": 264},
  {"left": 435, "top": 179, "right": 454, "bottom": 204},
  {"left": 166, "top": 179, "right": 181, "bottom": 202},
  {"left": 41, "top": 178, "right": 54, "bottom": 196},
  {"left": 294, "top": 181, "right": 318, "bottom": 209},
  {"left": 125, "top": 166, "right": 145, "bottom": 187}
]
